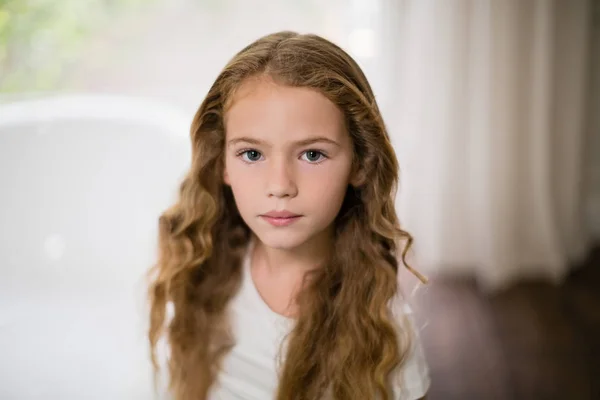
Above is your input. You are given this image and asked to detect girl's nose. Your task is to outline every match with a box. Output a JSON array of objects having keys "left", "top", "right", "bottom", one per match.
[{"left": 266, "top": 157, "right": 298, "bottom": 199}]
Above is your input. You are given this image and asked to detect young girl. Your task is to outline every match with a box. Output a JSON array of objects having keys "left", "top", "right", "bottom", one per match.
[{"left": 148, "top": 31, "right": 430, "bottom": 400}]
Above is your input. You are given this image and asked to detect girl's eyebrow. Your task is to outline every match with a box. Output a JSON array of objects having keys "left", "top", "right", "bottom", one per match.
[
  {"left": 295, "top": 137, "right": 341, "bottom": 147},
  {"left": 227, "top": 136, "right": 341, "bottom": 148},
  {"left": 227, "top": 137, "right": 264, "bottom": 147}
]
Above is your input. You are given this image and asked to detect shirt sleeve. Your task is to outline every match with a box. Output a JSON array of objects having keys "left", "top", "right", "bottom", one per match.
[{"left": 389, "top": 297, "right": 431, "bottom": 400}]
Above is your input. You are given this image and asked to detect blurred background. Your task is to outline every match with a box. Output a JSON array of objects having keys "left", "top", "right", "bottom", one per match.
[{"left": 0, "top": 0, "right": 599, "bottom": 399}]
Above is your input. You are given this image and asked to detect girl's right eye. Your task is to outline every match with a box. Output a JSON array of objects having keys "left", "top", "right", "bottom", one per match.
[{"left": 238, "top": 149, "right": 263, "bottom": 163}]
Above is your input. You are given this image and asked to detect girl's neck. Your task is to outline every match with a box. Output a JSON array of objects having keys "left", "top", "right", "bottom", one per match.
[{"left": 249, "top": 228, "right": 334, "bottom": 318}]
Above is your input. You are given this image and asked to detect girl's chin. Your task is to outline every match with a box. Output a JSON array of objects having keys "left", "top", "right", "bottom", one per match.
[{"left": 253, "top": 230, "right": 310, "bottom": 251}]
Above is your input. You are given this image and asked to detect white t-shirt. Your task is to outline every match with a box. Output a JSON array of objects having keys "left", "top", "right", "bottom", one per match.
[{"left": 209, "top": 247, "right": 431, "bottom": 400}]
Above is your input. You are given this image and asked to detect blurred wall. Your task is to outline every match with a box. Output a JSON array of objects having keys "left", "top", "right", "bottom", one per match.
[{"left": 587, "top": 0, "right": 600, "bottom": 238}]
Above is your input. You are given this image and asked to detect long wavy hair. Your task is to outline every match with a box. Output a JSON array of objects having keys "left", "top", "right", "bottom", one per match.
[{"left": 148, "top": 31, "right": 422, "bottom": 400}]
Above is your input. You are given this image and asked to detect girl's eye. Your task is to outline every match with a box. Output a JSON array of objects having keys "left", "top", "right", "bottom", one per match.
[
  {"left": 301, "top": 150, "right": 326, "bottom": 163},
  {"left": 239, "top": 149, "right": 263, "bottom": 162}
]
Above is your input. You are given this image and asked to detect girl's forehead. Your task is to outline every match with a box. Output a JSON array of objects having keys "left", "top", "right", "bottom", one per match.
[
  {"left": 228, "top": 77, "right": 331, "bottom": 114},
  {"left": 224, "top": 78, "right": 347, "bottom": 143}
]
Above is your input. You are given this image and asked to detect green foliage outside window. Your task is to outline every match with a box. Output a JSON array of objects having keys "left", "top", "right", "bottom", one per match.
[{"left": 0, "top": 0, "right": 154, "bottom": 93}]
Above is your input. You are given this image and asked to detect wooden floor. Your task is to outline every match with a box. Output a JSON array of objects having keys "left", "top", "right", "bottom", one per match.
[{"left": 413, "top": 247, "right": 600, "bottom": 400}]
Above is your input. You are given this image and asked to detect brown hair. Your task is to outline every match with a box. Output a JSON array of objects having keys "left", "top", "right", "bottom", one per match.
[{"left": 148, "top": 31, "right": 421, "bottom": 400}]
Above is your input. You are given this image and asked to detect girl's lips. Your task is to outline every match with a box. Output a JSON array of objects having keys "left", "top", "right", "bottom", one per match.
[
  {"left": 260, "top": 215, "right": 302, "bottom": 227},
  {"left": 262, "top": 210, "right": 301, "bottom": 218}
]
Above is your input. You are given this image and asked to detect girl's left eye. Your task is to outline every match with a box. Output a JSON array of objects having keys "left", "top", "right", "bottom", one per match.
[{"left": 301, "top": 150, "right": 327, "bottom": 163}]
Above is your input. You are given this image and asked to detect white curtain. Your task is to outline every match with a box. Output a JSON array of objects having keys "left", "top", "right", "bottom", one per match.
[{"left": 377, "top": 0, "right": 598, "bottom": 291}]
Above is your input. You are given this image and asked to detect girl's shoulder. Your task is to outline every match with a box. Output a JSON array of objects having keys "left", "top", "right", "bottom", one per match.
[{"left": 387, "top": 290, "right": 431, "bottom": 400}]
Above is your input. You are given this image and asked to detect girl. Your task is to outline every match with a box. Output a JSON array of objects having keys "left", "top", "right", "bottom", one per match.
[{"left": 148, "top": 31, "right": 430, "bottom": 400}]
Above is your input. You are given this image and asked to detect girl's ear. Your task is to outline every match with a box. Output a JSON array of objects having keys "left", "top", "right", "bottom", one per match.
[
  {"left": 223, "top": 165, "right": 231, "bottom": 186},
  {"left": 223, "top": 167, "right": 230, "bottom": 185}
]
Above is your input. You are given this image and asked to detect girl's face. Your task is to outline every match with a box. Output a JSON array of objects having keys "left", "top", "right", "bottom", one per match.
[{"left": 224, "top": 77, "right": 356, "bottom": 251}]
